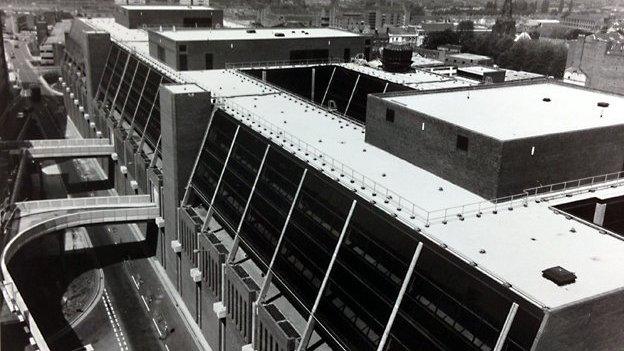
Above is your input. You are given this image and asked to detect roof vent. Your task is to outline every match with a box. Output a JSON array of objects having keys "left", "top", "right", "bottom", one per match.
[
  {"left": 274, "top": 32, "right": 285, "bottom": 37},
  {"left": 246, "top": 29, "right": 256, "bottom": 33},
  {"left": 542, "top": 97, "right": 551, "bottom": 102},
  {"left": 597, "top": 102, "right": 609, "bottom": 107},
  {"left": 542, "top": 266, "right": 576, "bottom": 286}
]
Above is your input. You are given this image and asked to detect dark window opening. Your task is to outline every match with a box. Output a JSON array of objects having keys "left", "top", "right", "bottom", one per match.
[
  {"left": 183, "top": 17, "right": 212, "bottom": 28},
  {"left": 289, "top": 49, "right": 329, "bottom": 64},
  {"left": 205, "top": 53, "right": 213, "bottom": 70},
  {"left": 157, "top": 45, "right": 165, "bottom": 62},
  {"left": 179, "top": 54, "right": 188, "bottom": 71},
  {"left": 179, "top": 44, "right": 187, "bottom": 52},
  {"left": 456, "top": 135, "right": 469, "bottom": 151},
  {"left": 343, "top": 48, "right": 351, "bottom": 63},
  {"left": 386, "top": 108, "right": 395, "bottom": 122}
]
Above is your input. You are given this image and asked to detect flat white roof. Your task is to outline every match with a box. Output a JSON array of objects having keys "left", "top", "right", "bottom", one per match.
[
  {"left": 339, "top": 63, "right": 478, "bottom": 90},
  {"left": 152, "top": 27, "right": 361, "bottom": 42},
  {"left": 504, "top": 69, "right": 544, "bottom": 82},
  {"left": 385, "top": 83, "right": 624, "bottom": 140},
  {"left": 458, "top": 66, "right": 502, "bottom": 75},
  {"left": 411, "top": 56, "right": 444, "bottom": 67},
  {"left": 82, "top": 17, "right": 624, "bottom": 308},
  {"left": 120, "top": 5, "right": 217, "bottom": 11},
  {"left": 448, "top": 53, "right": 492, "bottom": 61},
  {"left": 183, "top": 68, "right": 482, "bottom": 210},
  {"left": 426, "top": 185, "right": 624, "bottom": 308}
]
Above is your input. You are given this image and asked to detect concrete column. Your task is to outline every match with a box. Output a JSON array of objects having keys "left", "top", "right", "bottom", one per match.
[
  {"left": 311, "top": 68, "right": 316, "bottom": 101},
  {"left": 160, "top": 84, "right": 212, "bottom": 285},
  {"left": 593, "top": 202, "right": 607, "bottom": 226}
]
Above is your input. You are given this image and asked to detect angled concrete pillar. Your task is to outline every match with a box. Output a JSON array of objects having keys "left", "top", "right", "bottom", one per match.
[{"left": 160, "top": 83, "right": 212, "bottom": 285}]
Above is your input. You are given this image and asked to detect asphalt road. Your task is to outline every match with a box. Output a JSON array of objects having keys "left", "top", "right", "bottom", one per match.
[{"left": 5, "top": 36, "right": 38, "bottom": 85}]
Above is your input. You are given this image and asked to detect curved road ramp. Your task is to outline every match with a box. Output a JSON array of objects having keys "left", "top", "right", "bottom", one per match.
[{"left": 0, "top": 195, "right": 159, "bottom": 351}]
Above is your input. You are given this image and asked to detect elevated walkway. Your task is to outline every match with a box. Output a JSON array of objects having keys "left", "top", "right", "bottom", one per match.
[
  {"left": 0, "top": 195, "right": 159, "bottom": 351},
  {"left": 0, "top": 139, "right": 115, "bottom": 159}
]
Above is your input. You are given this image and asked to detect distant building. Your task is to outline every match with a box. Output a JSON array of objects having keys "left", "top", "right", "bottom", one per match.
[
  {"left": 560, "top": 13, "right": 611, "bottom": 32},
  {"left": 445, "top": 53, "right": 493, "bottom": 66},
  {"left": 565, "top": 34, "right": 624, "bottom": 94},
  {"left": 456, "top": 66, "right": 506, "bottom": 83},
  {"left": 388, "top": 28, "right": 423, "bottom": 46},
  {"left": 113, "top": 5, "right": 223, "bottom": 29},
  {"left": 13, "top": 12, "right": 35, "bottom": 32},
  {"left": 40, "top": 19, "right": 72, "bottom": 66},
  {"left": 0, "top": 11, "right": 11, "bottom": 117},
  {"left": 421, "top": 21, "right": 454, "bottom": 33},
  {"left": 35, "top": 20, "right": 48, "bottom": 46},
  {"left": 148, "top": 27, "right": 370, "bottom": 70}
]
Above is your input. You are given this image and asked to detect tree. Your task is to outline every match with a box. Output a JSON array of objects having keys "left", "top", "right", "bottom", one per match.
[
  {"left": 421, "top": 29, "right": 459, "bottom": 49},
  {"left": 457, "top": 20, "right": 475, "bottom": 44},
  {"left": 460, "top": 33, "right": 568, "bottom": 78}
]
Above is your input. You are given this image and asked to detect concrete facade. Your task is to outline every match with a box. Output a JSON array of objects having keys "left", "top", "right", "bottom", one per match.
[
  {"left": 148, "top": 30, "right": 369, "bottom": 70},
  {"left": 366, "top": 87, "right": 624, "bottom": 198},
  {"left": 159, "top": 84, "right": 212, "bottom": 291},
  {"left": 566, "top": 35, "right": 624, "bottom": 95},
  {"left": 114, "top": 6, "right": 223, "bottom": 29},
  {"left": 532, "top": 288, "right": 624, "bottom": 351}
]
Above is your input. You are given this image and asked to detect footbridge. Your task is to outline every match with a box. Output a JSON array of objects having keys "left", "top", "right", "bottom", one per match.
[
  {"left": 0, "top": 195, "right": 159, "bottom": 351},
  {"left": 0, "top": 139, "right": 115, "bottom": 159}
]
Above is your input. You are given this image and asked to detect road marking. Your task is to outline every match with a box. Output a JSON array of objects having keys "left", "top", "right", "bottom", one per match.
[
  {"left": 131, "top": 276, "right": 140, "bottom": 290},
  {"left": 102, "top": 289, "right": 129, "bottom": 351},
  {"left": 164, "top": 344, "right": 170, "bottom": 351},
  {"left": 151, "top": 318, "right": 163, "bottom": 337},
  {"left": 141, "top": 295, "right": 150, "bottom": 311}
]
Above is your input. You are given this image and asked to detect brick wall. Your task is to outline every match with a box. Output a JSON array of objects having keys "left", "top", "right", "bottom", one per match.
[{"left": 365, "top": 94, "right": 504, "bottom": 199}]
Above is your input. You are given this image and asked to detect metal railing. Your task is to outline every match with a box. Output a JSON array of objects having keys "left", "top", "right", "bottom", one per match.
[
  {"left": 224, "top": 58, "right": 344, "bottom": 70},
  {"left": 230, "top": 70, "right": 365, "bottom": 128},
  {"left": 426, "top": 170, "right": 624, "bottom": 225},
  {"left": 425, "top": 192, "right": 530, "bottom": 225},
  {"left": 1, "top": 206, "right": 159, "bottom": 351},
  {"left": 14, "top": 195, "right": 154, "bottom": 216},
  {"left": 525, "top": 171, "right": 624, "bottom": 198},
  {"left": 28, "top": 138, "right": 112, "bottom": 147},
  {"left": 214, "top": 96, "right": 432, "bottom": 224}
]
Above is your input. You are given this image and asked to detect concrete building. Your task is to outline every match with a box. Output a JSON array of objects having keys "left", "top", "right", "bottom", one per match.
[
  {"left": 0, "top": 12, "right": 11, "bottom": 117},
  {"left": 445, "top": 53, "right": 493, "bottom": 67},
  {"left": 113, "top": 5, "right": 223, "bottom": 29},
  {"left": 565, "top": 34, "right": 624, "bottom": 94},
  {"left": 456, "top": 66, "right": 507, "bottom": 83},
  {"left": 23, "top": 7, "right": 624, "bottom": 351},
  {"left": 366, "top": 82, "right": 624, "bottom": 198},
  {"left": 40, "top": 19, "right": 72, "bottom": 66},
  {"left": 148, "top": 28, "right": 370, "bottom": 70},
  {"left": 560, "top": 13, "right": 611, "bottom": 33}
]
